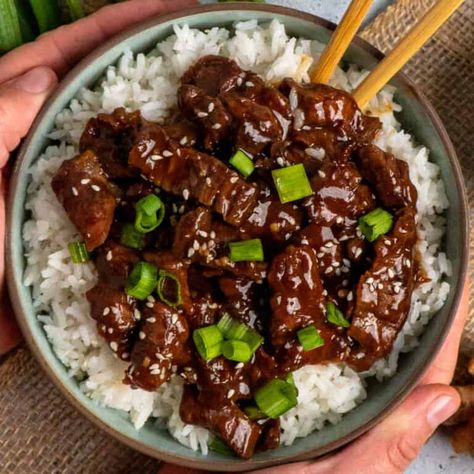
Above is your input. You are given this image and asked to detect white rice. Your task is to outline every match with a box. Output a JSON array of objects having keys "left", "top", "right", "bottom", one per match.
[{"left": 23, "top": 20, "right": 451, "bottom": 453}]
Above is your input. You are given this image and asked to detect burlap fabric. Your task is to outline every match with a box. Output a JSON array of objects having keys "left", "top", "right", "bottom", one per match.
[{"left": 0, "top": 1, "right": 472, "bottom": 472}]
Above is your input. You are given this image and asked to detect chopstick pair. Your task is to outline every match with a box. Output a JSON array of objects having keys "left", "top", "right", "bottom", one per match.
[{"left": 311, "top": 0, "right": 465, "bottom": 107}]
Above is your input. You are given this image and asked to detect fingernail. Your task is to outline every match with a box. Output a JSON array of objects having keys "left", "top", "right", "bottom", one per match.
[
  {"left": 427, "top": 395, "right": 459, "bottom": 429},
  {"left": 8, "top": 67, "right": 56, "bottom": 94}
]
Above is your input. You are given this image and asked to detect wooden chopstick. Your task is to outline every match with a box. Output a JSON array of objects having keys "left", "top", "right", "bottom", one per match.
[
  {"left": 311, "top": 0, "right": 374, "bottom": 84},
  {"left": 353, "top": 0, "right": 465, "bottom": 107}
]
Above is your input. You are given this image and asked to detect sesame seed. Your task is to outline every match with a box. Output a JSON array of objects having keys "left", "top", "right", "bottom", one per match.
[
  {"left": 394, "top": 286, "right": 400, "bottom": 294},
  {"left": 366, "top": 277, "right": 374, "bottom": 284},
  {"left": 245, "top": 81, "right": 254, "bottom": 87},
  {"left": 147, "top": 317, "right": 156, "bottom": 323},
  {"left": 146, "top": 302, "right": 154, "bottom": 308},
  {"left": 139, "top": 331, "right": 146, "bottom": 340},
  {"left": 134, "top": 309, "right": 141, "bottom": 320},
  {"left": 405, "top": 259, "right": 411, "bottom": 268},
  {"left": 122, "top": 352, "right": 129, "bottom": 359},
  {"left": 230, "top": 176, "right": 239, "bottom": 184},
  {"left": 333, "top": 261, "right": 340, "bottom": 267},
  {"left": 388, "top": 268, "right": 395, "bottom": 278},
  {"left": 324, "top": 242, "right": 334, "bottom": 248},
  {"left": 384, "top": 239, "right": 391, "bottom": 246},
  {"left": 183, "top": 189, "right": 190, "bottom": 200},
  {"left": 91, "top": 184, "right": 100, "bottom": 192},
  {"left": 208, "top": 102, "right": 215, "bottom": 113},
  {"left": 355, "top": 248, "right": 363, "bottom": 258},
  {"left": 197, "top": 111, "right": 208, "bottom": 118},
  {"left": 318, "top": 170, "right": 326, "bottom": 178},
  {"left": 110, "top": 341, "right": 118, "bottom": 351},
  {"left": 193, "top": 240, "right": 200, "bottom": 250},
  {"left": 236, "top": 77, "right": 243, "bottom": 86},
  {"left": 180, "top": 137, "right": 188, "bottom": 145},
  {"left": 317, "top": 252, "right": 324, "bottom": 258},
  {"left": 171, "top": 314, "right": 179, "bottom": 325},
  {"left": 72, "top": 187, "right": 78, "bottom": 196},
  {"left": 212, "top": 123, "right": 222, "bottom": 129},
  {"left": 103, "top": 307, "right": 110, "bottom": 316},
  {"left": 80, "top": 179, "right": 90, "bottom": 185},
  {"left": 227, "top": 389, "right": 235, "bottom": 399},
  {"left": 108, "top": 327, "right": 114, "bottom": 334},
  {"left": 163, "top": 150, "right": 173, "bottom": 157},
  {"left": 325, "top": 266, "right": 333, "bottom": 274},
  {"left": 347, "top": 292, "right": 353, "bottom": 301},
  {"left": 106, "top": 251, "right": 112, "bottom": 261},
  {"left": 336, "top": 216, "right": 344, "bottom": 224},
  {"left": 235, "top": 362, "right": 244, "bottom": 369},
  {"left": 378, "top": 283, "right": 384, "bottom": 290},
  {"left": 187, "top": 248, "right": 195, "bottom": 258}
]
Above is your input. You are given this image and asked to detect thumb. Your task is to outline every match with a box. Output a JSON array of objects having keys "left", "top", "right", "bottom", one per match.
[
  {"left": 0, "top": 66, "right": 57, "bottom": 168},
  {"left": 330, "top": 384, "right": 461, "bottom": 474}
]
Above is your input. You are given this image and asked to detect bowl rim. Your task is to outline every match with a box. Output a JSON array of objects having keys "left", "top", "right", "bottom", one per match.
[{"left": 6, "top": 2, "right": 469, "bottom": 471}]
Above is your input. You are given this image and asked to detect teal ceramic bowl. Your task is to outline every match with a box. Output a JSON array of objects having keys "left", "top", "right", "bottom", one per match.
[{"left": 6, "top": 4, "right": 468, "bottom": 471}]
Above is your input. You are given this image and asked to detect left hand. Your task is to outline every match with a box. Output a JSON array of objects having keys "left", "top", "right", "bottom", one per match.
[{"left": 0, "top": 0, "right": 198, "bottom": 356}]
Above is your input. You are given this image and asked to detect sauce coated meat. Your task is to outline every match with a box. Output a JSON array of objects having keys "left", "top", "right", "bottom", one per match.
[{"left": 51, "top": 54, "right": 421, "bottom": 458}]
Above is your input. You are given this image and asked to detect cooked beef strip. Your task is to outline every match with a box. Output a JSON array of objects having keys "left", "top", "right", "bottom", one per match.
[
  {"left": 86, "top": 283, "right": 138, "bottom": 361},
  {"left": 348, "top": 207, "right": 417, "bottom": 357},
  {"left": 51, "top": 150, "right": 118, "bottom": 251},
  {"left": 80, "top": 107, "right": 141, "bottom": 179},
  {"left": 124, "top": 301, "right": 190, "bottom": 391},
  {"left": 356, "top": 144, "right": 417, "bottom": 209}
]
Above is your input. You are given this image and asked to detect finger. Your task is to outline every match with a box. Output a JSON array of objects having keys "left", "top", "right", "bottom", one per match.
[
  {"left": 0, "top": 0, "right": 198, "bottom": 83},
  {"left": 0, "top": 66, "right": 58, "bottom": 168},
  {"left": 0, "top": 174, "right": 22, "bottom": 355},
  {"left": 157, "top": 464, "right": 207, "bottom": 474},
  {"left": 324, "top": 384, "right": 460, "bottom": 474},
  {"left": 421, "top": 276, "right": 470, "bottom": 385}
]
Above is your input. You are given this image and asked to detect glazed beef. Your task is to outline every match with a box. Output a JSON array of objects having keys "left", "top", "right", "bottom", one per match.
[
  {"left": 124, "top": 302, "right": 190, "bottom": 391},
  {"left": 348, "top": 207, "right": 417, "bottom": 357},
  {"left": 51, "top": 150, "right": 117, "bottom": 251}
]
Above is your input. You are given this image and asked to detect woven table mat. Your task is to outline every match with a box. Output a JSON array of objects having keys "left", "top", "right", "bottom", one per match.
[{"left": 0, "top": 2, "right": 472, "bottom": 473}]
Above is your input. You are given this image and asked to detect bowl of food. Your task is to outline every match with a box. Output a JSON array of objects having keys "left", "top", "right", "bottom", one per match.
[{"left": 6, "top": 3, "right": 468, "bottom": 471}]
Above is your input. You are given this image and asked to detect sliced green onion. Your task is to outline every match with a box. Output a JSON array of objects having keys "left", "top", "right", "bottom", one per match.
[
  {"left": 217, "top": 314, "right": 264, "bottom": 353},
  {"left": 244, "top": 405, "right": 266, "bottom": 420},
  {"left": 229, "top": 149, "right": 254, "bottom": 177},
  {"left": 358, "top": 208, "right": 393, "bottom": 242},
  {"left": 217, "top": 313, "right": 247, "bottom": 339},
  {"left": 286, "top": 372, "right": 296, "bottom": 387},
  {"left": 120, "top": 223, "right": 145, "bottom": 249},
  {"left": 68, "top": 241, "right": 89, "bottom": 264},
  {"left": 134, "top": 194, "right": 165, "bottom": 233},
  {"left": 297, "top": 325, "right": 325, "bottom": 351},
  {"left": 229, "top": 239, "right": 264, "bottom": 262},
  {"left": 0, "top": 0, "right": 22, "bottom": 52},
  {"left": 193, "top": 325, "right": 223, "bottom": 361},
  {"left": 326, "top": 302, "right": 350, "bottom": 328},
  {"left": 28, "top": 0, "right": 60, "bottom": 33},
  {"left": 125, "top": 261, "right": 158, "bottom": 300},
  {"left": 66, "top": 0, "right": 85, "bottom": 20},
  {"left": 271, "top": 163, "right": 313, "bottom": 203},
  {"left": 208, "top": 436, "right": 234, "bottom": 456},
  {"left": 156, "top": 270, "right": 182, "bottom": 308},
  {"left": 255, "top": 379, "right": 298, "bottom": 419},
  {"left": 222, "top": 340, "right": 252, "bottom": 363},
  {"left": 242, "top": 329, "right": 264, "bottom": 353}
]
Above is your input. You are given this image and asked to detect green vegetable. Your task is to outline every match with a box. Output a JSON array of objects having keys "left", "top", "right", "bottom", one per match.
[
  {"left": 120, "top": 223, "right": 145, "bottom": 249},
  {"left": 255, "top": 379, "right": 298, "bottom": 418},
  {"left": 358, "top": 207, "right": 393, "bottom": 242},
  {"left": 229, "top": 149, "right": 254, "bottom": 177},
  {"left": 68, "top": 241, "right": 89, "bottom": 263},
  {"left": 229, "top": 238, "right": 264, "bottom": 262},
  {"left": 66, "top": 0, "right": 84, "bottom": 21},
  {"left": 0, "top": 0, "right": 22, "bottom": 52},
  {"left": 193, "top": 325, "right": 223, "bottom": 361},
  {"left": 217, "top": 314, "right": 263, "bottom": 354},
  {"left": 271, "top": 163, "right": 313, "bottom": 203},
  {"left": 28, "top": 0, "right": 60, "bottom": 33},
  {"left": 208, "top": 436, "right": 234, "bottom": 456},
  {"left": 244, "top": 405, "right": 266, "bottom": 420},
  {"left": 134, "top": 194, "right": 165, "bottom": 233},
  {"left": 296, "top": 325, "right": 325, "bottom": 351},
  {"left": 156, "top": 270, "right": 182, "bottom": 308},
  {"left": 222, "top": 340, "right": 252, "bottom": 363},
  {"left": 125, "top": 261, "right": 158, "bottom": 300},
  {"left": 326, "top": 302, "right": 350, "bottom": 328}
]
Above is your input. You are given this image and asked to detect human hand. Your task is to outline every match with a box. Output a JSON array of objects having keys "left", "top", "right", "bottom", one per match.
[
  {"left": 158, "top": 280, "right": 469, "bottom": 474},
  {"left": 0, "top": 0, "right": 197, "bottom": 356}
]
